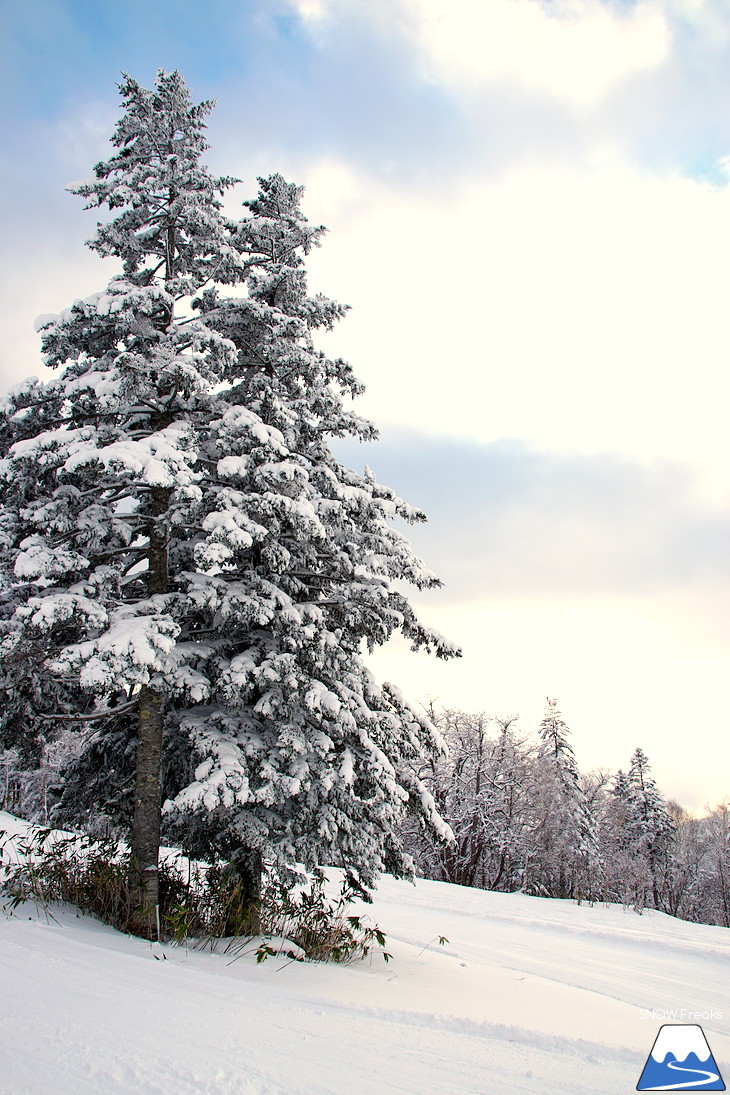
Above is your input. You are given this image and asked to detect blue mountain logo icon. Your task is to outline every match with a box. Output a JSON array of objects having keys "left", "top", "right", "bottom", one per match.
[{"left": 637, "top": 1024, "right": 725, "bottom": 1090}]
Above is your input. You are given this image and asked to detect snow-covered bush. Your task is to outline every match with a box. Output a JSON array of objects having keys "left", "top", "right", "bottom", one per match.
[{"left": 0, "top": 821, "right": 389, "bottom": 960}]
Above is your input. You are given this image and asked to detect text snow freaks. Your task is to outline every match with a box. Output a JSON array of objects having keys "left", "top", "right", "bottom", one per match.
[{"left": 640, "top": 1009, "right": 724, "bottom": 1021}]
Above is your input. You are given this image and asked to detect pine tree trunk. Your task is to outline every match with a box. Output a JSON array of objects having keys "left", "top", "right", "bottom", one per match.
[
  {"left": 230, "top": 848, "right": 263, "bottom": 936},
  {"left": 129, "top": 485, "right": 169, "bottom": 938},
  {"left": 129, "top": 684, "right": 165, "bottom": 937},
  {"left": 128, "top": 176, "right": 178, "bottom": 939}
]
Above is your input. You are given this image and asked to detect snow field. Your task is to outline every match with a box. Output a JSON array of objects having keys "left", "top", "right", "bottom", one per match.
[{"left": 1, "top": 812, "right": 728, "bottom": 1094}]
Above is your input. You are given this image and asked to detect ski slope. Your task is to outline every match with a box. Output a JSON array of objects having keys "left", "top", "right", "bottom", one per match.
[{"left": 0, "top": 810, "right": 728, "bottom": 1095}]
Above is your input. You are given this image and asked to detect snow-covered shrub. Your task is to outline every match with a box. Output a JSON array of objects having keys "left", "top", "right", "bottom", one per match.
[
  {"left": 0, "top": 826, "right": 131, "bottom": 927},
  {"left": 0, "top": 821, "right": 389, "bottom": 959},
  {"left": 253, "top": 870, "right": 391, "bottom": 963}
]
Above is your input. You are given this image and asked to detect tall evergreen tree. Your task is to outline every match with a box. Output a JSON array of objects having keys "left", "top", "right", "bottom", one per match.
[
  {"left": 527, "top": 698, "right": 593, "bottom": 897},
  {"left": 477, "top": 715, "right": 536, "bottom": 891},
  {"left": 625, "top": 746, "right": 674, "bottom": 910},
  {"left": 0, "top": 71, "right": 457, "bottom": 936},
  {"left": 595, "top": 768, "right": 633, "bottom": 902}
]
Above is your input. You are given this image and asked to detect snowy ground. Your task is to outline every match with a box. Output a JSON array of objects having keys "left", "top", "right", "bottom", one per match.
[{"left": 1, "top": 810, "right": 728, "bottom": 1095}]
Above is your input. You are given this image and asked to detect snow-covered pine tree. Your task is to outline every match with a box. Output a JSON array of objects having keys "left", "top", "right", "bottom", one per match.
[
  {"left": 526, "top": 698, "right": 593, "bottom": 898},
  {"left": 625, "top": 747, "right": 675, "bottom": 910},
  {"left": 0, "top": 70, "right": 458, "bottom": 937},
  {"left": 483, "top": 715, "right": 536, "bottom": 891},
  {"left": 589, "top": 767, "right": 630, "bottom": 904}
]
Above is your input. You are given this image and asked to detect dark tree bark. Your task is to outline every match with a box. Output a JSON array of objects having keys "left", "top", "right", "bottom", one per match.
[
  {"left": 229, "top": 848, "right": 264, "bottom": 936},
  {"left": 129, "top": 484, "right": 169, "bottom": 938},
  {"left": 129, "top": 684, "right": 165, "bottom": 936},
  {"left": 129, "top": 171, "right": 177, "bottom": 938}
]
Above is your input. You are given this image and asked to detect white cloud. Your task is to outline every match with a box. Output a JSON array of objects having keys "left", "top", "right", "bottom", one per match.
[
  {"left": 666, "top": 0, "right": 730, "bottom": 43},
  {"left": 291, "top": 0, "right": 670, "bottom": 111},
  {"left": 289, "top": 0, "right": 330, "bottom": 20},
  {"left": 405, "top": 0, "right": 669, "bottom": 110},
  {"left": 300, "top": 153, "right": 730, "bottom": 500}
]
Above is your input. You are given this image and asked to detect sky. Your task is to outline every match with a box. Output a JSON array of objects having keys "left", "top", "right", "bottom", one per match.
[{"left": 2, "top": 0, "right": 730, "bottom": 810}]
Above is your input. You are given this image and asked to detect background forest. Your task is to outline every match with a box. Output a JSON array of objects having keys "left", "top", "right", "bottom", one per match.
[{"left": 401, "top": 700, "right": 730, "bottom": 929}]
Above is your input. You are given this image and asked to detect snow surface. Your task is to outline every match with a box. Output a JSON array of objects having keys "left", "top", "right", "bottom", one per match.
[{"left": 1, "top": 809, "right": 728, "bottom": 1095}]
